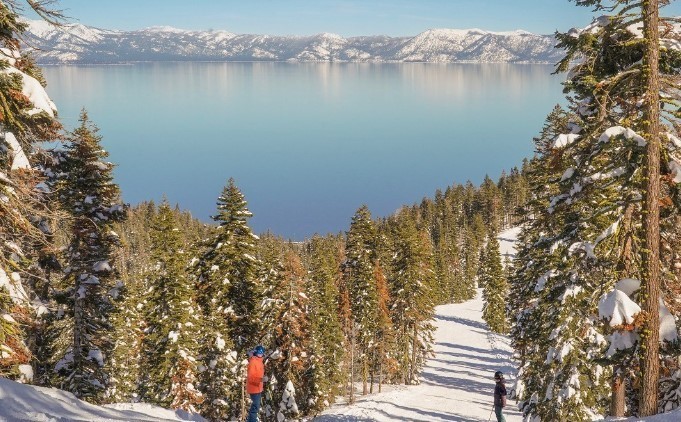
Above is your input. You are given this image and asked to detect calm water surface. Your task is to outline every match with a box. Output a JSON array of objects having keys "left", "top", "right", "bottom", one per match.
[{"left": 43, "top": 62, "right": 565, "bottom": 239}]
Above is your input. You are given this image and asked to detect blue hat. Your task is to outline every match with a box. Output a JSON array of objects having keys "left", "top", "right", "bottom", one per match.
[{"left": 254, "top": 345, "right": 265, "bottom": 357}]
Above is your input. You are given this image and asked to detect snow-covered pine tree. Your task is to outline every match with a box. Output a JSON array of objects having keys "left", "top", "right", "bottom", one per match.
[
  {"left": 342, "top": 205, "right": 380, "bottom": 395},
  {"left": 509, "top": 104, "right": 596, "bottom": 420},
  {"left": 481, "top": 230, "right": 508, "bottom": 334},
  {"left": 107, "top": 202, "right": 158, "bottom": 402},
  {"left": 557, "top": 2, "right": 681, "bottom": 416},
  {"left": 305, "top": 235, "right": 346, "bottom": 412},
  {"left": 372, "top": 258, "right": 395, "bottom": 393},
  {"left": 139, "top": 201, "right": 202, "bottom": 411},
  {"left": 478, "top": 174, "right": 502, "bottom": 230},
  {"left": 47, "top": 110, "right": 125, "bottom": 402},
  {"left": 195, "top": 178, "right": 261, "bottom": 420},
  {"left": 512, "top": 1, "right": 681, "bottom": 418},
  {"left": 387, "top": 211, "right": 436, "bottom": 385},
  {"left": 107, "top": 269, "right": 143, "bottom": 403},
  {"left": 462, "top": 214, "right": 485, "bottom": 297},
  {"left": 0, "top": 0, "right": 61, "bottom": 380},
  {"left": 212, "top": 178, "right": 262, "bottom": 349},
  {"left": 430, "top": 189, "right": 463, "bottom": 305}
]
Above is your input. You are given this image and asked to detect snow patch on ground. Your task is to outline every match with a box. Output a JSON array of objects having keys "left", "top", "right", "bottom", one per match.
[
  {"left": 0, "top": 377, "right": 205, "bottom": 421},
  {"left": 498, "top": 226, "right": 521, "bottom": 262}
]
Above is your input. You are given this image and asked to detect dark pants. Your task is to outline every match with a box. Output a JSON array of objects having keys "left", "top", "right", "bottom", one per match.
[
  {"left": 495, "top": 405, "right": 506, "bottom": 422},
  {"left": 247, "top": 393, "right": 262, "bottom": 422}
]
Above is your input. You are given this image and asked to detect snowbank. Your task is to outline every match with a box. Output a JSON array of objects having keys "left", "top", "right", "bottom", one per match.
[{"left": 0, "top": 377, "right": 205, "bottom": 421}]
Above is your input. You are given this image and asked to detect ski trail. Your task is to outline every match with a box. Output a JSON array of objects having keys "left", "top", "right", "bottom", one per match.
[{"left": 315, "top": 290, "right": 523, "bottom": 421}]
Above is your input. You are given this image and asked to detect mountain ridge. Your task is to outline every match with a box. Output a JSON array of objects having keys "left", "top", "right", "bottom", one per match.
[{"left": 21, "top": 20, "right": 564, "bottom": 64}]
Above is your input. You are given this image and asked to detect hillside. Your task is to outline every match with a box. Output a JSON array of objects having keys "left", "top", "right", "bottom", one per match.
[{"left": 21, "top": 20, "right": 564, "bottom": 64}]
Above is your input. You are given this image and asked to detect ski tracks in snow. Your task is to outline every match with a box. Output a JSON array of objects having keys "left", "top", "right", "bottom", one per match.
[{"left": 315, "top": 290, "right": 523, "bottom": 421}]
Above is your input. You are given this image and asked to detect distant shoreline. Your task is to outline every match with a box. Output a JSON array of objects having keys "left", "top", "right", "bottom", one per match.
[{"left": 37, "top": 59, "right": 558, "bottom": 66}]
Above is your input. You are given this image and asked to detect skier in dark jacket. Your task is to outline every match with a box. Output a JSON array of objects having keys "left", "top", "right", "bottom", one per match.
[{"left": 493, "top": 371, "right": 507, "bottom": 422}]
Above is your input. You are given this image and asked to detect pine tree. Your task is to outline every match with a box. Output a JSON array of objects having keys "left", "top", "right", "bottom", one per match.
[
  {"left": 49, "top": 110, "right": 126, "bottom": 402},
  {"left": 107, "top": 272, "right": 143, "bottom": 403},
  {"left": 306, "top": 235, "right": 346, "bottom": 412},
  {"left": 478, "top": 174, "right": 502, "bottom": 230},
  {"left": 387, "top": 212, "right": 436, "bottom": 385},
  {"left": 509, "top": 106, "right": 582, "bottom": 420},
  {"left": 107, "top": 202, "right": 156, "bottom": 402},
  {"left": 511, "top": 2, "right": 681, "bottom": 418},
  {"left": 462, "top": 214, "right": 485, "bottom": 297},
  {"left": 268, "top": 249, "right": 311, "bottom": 421},
  {"left": 0, "top": 0, "right": 61, "bottom": 380},
  {"left": 372, "top": 258, "right": 396, "bottom": 392},
  {"left": 481, "top": 231, "right": 508, "bottom": 334},
  {"left": 140, "top": 201, "right": 202, "bottom": 411},
  {"left": 342, "top": 205, "right": 380, "bottom": 395},
  {"left": 195, "top": 178, "right": 261, "bottom": 420}
]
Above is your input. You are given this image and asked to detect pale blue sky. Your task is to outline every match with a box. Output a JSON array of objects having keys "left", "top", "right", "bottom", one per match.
[{"left": 37, "top": 0, "right": 681, "bottom": 36}]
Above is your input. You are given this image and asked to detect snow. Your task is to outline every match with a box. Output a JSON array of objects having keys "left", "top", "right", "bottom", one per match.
[
  {"left": 93, "top": 261, "right": 112, "bottom": 272},
  {"left": 88, "top": 349, "right": 104, "bottom": 367},
  {"left": 3, "top": 132, "right": 31, "bottom": 170},
  {"left": 17, "top": 364, "right": 34, "bottom": 383},
  {"left": 0, "top": 65, "right": 56, "bottom": 117},
  {"left": 552, "top": 133, "right": 580, "bottom": 149},
  {"left": 569, "top": 240, "right": 596, "bottom": 259},
  {"left": 561, "top": 167, "right": 575, "bottom": 182},
  {"left": 594, "top": 220, "right": 619, "bottom": 245},
  {"left": 535, "top": 270, "right": 557, "bottom": 292},
  {"left": 615, "top": 278, "right": 641, "bottom": 296},
  {"left": 317, "top": 289, "right": 522, "bottom": 421},
  {"left": 668, "top": 133, "right": 681, "bottom": 149},
  {"left": 659, "top": 299, "right": 678, "bottom": 343},
  {"left": 215, "top": 334, "right": 226, "bottom": 351},
  {"left": 669, "top": 160, "right": 681, "bottom": 183},
  {"left": 599, "top": 126, "right": 646, "bottom": 147},
  {"left": 0, "top": 266, "right": 29, "bottom": 303},
  {"left": 598, "top": 289, "right": 640, "bottom": 327},
  {"left": 0, "top": 377, "right": 205, "bottom": 421},
  {"left": 498, "top": 226, "right": 521, "bottom": 262},
  {"left": 605, "top": 330, "right": 639, "bottom": 358}
]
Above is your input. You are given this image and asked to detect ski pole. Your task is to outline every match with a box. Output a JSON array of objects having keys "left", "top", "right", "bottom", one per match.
[{"left": 488, "top": 406, "right": 494, "bottom": 422}]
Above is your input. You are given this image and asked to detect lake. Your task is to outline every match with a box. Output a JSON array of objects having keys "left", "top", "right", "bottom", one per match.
[{"left": 42, "top": 62, "right": 566, "bottom": 239}]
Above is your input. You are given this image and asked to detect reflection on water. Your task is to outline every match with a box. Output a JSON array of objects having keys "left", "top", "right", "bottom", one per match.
[{"left": 43, "top": 62, "right": 565, "bottom": 239}]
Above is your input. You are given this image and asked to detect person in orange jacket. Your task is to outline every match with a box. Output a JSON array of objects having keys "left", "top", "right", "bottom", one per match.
[{"left": 246, "top": 345, "right": 266, "bottom": 422}]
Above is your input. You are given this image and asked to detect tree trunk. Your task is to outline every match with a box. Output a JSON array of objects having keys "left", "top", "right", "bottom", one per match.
[
  {"left": 370, "top": 347, "right": 375, "bottom": 394},
  {"left": 379, "top": 355, "right": 383, "bottom": 393},
  {"left": 349, "top": 325, "right": 355, "bottom": 404},
  {"left": 610, "top": 370, "right": 626, "bottom": 417},
  {"left": 362, "top": 359, "right": 368, "bottom": 395},
  {"left": 640, "top": 0, "right": 662, "bottom": 417},
  {"left": 240, "top": 377, "right": 246, "bottom": 421},
  {"left": 410, "top": 324, "right": 418, "bottom": 384},
  {"left": 378, "top": 341, "right": 384, "bottom": 393}
]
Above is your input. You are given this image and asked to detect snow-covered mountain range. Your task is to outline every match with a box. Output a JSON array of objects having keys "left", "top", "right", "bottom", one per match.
[{"left": 22, "top": 20, "right": 564, "bottom": 64}]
